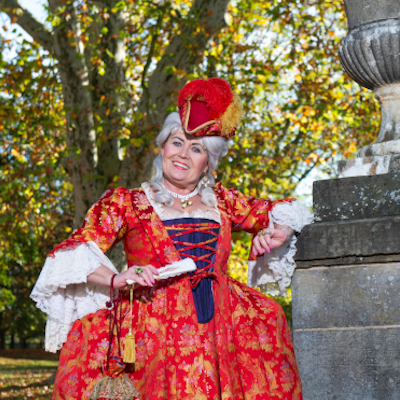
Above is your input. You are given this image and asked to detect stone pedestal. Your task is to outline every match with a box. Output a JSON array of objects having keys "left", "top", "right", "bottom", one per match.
[{"left": 292, "top": 172, "right": 400, "bottom": 399}]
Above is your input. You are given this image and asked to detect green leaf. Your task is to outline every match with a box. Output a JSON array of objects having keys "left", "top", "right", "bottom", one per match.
[{"left": 105, "top": 48, "right": 114, "bottom": 58}]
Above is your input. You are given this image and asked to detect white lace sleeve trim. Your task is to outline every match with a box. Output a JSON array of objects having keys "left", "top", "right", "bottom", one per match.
[
  {"left": 30, "top": 242, "right": 118, "bottom": 353},
  {"left": 271, "top": 200, "right": 314, "bottom": 232},
  {"left": 247, "top": 200, "right": 313, "bottom": 295},
  {"left": 141, "top": 182, "right": 221, "bottom": 224}
]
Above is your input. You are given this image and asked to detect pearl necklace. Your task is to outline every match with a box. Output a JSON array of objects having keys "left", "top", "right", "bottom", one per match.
[{"left": 166, "top": 187, "right": 198, "bottom": 208}]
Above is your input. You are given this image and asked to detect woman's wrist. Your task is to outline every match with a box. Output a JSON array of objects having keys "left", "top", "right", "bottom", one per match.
[
  {"left": 274, "top": 224, "right": 294, "bottom": 242},
  {"left": 87, "top": 264, "right": 160, "bottom": 291},
  {"left": 87, "top": 265, "right": 118, "bottom": 287}
]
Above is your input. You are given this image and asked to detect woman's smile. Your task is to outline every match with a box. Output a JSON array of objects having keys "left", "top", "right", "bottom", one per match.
[{"left": 172, "top": 161, "right": 189, "bottom": 170}]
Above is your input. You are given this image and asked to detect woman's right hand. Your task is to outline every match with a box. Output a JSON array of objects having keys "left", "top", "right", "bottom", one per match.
[{"left": 113, "top": 265, "right": 160, "bottom": 291}]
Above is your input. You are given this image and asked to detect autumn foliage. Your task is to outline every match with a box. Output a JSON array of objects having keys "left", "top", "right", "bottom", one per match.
[{"left": 0, "top": 0, "right": 380, "bottom": 345}]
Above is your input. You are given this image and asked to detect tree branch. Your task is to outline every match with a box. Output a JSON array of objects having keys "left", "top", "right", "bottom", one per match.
[
  {"left": 0, "top": 0, "right": 53, "bottom": 53},
  {"left": 141, "top": 10, "right": 165, "bottom": 94},
  {"left": 294, "top": 163, "right": 315, "bottom": 183},
  {"left": 140, "top": 6, "right": 167, "bottom": 115},
  {"left": 142, "top": 0, "right": 231, "bottom": 124}
]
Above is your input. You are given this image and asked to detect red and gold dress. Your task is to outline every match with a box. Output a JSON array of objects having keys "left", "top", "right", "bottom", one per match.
[{"left": 31, "top": 183, "right": 312, "bottom": 400}]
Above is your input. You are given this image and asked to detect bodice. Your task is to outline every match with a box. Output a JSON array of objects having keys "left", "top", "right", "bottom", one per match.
[{"left": 163, "top": 217, "right": 220, "bottom": 324}]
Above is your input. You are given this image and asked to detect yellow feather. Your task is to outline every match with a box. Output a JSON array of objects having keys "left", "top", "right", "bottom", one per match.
[{"left": 220, "top": 95, "right": 244, "bottom": 135}]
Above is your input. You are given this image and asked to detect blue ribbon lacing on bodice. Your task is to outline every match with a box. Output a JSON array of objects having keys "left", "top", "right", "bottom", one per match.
[{"left": 163, "top": 217, "right": 220, "bottom": 324}]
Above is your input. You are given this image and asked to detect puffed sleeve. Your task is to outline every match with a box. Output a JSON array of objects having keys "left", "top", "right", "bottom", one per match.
[
  {"left": 30, "top": 187, "right": 131, "bottom": 352},
  {"left": 214, "top": 183, "right": 292, "bottom": 234},
  {"left": 48, "top": 186, "right": 131, "bottom": 256},
  {"left": 247, "top": 200, "right": 313, "bottom": 295}
]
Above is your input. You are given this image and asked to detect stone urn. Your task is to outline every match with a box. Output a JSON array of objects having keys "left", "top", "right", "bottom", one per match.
[{"left": 339, "top": 0, "right": 400, "bottom": 158}]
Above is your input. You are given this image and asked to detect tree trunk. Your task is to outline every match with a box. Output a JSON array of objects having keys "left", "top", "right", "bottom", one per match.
[
  {"left": 107, "top": 241, "right": 128, "bottom": 272},
  {"left": 0, "top": 313, "right": 5, "bottom": 349},
  {"left": 89, "top": 1, "right": 127, "bottom": 192},
  {"left": 48, "top": 0, "right": 99, "bottom": 227}
]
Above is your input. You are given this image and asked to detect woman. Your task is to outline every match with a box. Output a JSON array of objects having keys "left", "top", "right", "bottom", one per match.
[{"left": 31, "top": 78, "right": 312, "bottom": 400}]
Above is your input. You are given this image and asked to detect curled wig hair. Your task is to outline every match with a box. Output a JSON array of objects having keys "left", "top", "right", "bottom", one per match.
[{"left": 149, "top": 112, "right": 228, "bottom": 207}]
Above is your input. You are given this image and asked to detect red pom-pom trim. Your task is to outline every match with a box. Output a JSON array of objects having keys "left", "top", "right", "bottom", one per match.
[{"left": 178, "top": 78, "right": 233, "bottom": 119}]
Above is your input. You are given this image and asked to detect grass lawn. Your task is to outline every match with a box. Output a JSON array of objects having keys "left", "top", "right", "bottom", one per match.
[{"left": 0, "top": 357, "right": 58, "bottom": 399}]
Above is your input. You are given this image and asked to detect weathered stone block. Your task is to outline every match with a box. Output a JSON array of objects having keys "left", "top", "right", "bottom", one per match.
[
  {"left": 295, "top": 216, "right": 400, "bottom": 263},
  {"left": 294, "top": 328, "right": 400, "bottom": 400},
  {"left": 292, "top": 263, "right": 400, "bottom": 330},
  {"left": 313, "top": 172, "right": 400, "bottom": 222}
]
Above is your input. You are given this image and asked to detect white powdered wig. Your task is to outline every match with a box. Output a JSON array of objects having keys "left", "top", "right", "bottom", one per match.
[{"left": 149, "top": 112, "right": 228, "bottom": 207}]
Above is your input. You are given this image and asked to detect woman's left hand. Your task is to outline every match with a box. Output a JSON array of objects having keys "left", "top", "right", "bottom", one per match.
[
  {"left": 252, "top": 225, "right": 294, "bottom": 257},
  {"left": 114, "top": 264, "right": 159, "bottom": 291}
]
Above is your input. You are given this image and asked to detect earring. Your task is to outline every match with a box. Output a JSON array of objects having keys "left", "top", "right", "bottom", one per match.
[{"left": 202, "top": 174, "right": 209, "bottom": 188}]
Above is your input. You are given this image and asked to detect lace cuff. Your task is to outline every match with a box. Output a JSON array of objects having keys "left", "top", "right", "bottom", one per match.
[
  {"left": 30, "top": 242, "right": 118, "bottom": 352},
  {"left": 271, "top": 200, "right": 313, "bottom": 232},
  {"left": 247, "top": 200, "right": 313, "bottom": 295}
]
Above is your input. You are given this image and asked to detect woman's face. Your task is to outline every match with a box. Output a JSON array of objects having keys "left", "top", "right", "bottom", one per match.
[{"left": 161, "top": 129, "right": 208, "bottom": 191}]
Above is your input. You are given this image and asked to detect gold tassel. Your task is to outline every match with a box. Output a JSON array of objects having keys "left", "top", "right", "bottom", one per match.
[
  {"left": 123, "top": 284, "right": 135, "bottom": 364},
  {"left": 123, "top": 333, "right": 135, "bottom": 363}
]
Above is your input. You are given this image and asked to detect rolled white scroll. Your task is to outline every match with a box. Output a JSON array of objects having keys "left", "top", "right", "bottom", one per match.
[{"left": 126, "top": 258, "right": 196, "bottom": 285}]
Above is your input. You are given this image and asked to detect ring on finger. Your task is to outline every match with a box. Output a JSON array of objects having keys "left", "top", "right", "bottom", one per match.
[
  {"left": 135, "top": 267, "right": 144, "bottom": 274},
  {"left": 258, "top": 229, "right": 271, "bottom": 237}
]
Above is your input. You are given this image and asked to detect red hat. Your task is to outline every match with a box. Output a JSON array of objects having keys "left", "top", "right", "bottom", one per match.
[{"left": 178, "top": 78, "right": 243, "bottom": 140}]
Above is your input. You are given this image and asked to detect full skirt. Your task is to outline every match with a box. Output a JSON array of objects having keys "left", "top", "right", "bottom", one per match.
[{"left": 53, "top": 275, "right": 302, "bottom": 400}]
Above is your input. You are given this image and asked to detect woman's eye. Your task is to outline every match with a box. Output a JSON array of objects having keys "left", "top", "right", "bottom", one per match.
[
  {"left": 192, "top": 147, "right": 201, "bottom": 153},
  {"left": 173, "top": 141, "right": 181, "bottom": 146}
]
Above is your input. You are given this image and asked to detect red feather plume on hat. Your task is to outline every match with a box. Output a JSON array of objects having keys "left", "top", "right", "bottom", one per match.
[{"left": 178, "top": 78, "right": 243, "bottom": 140}]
